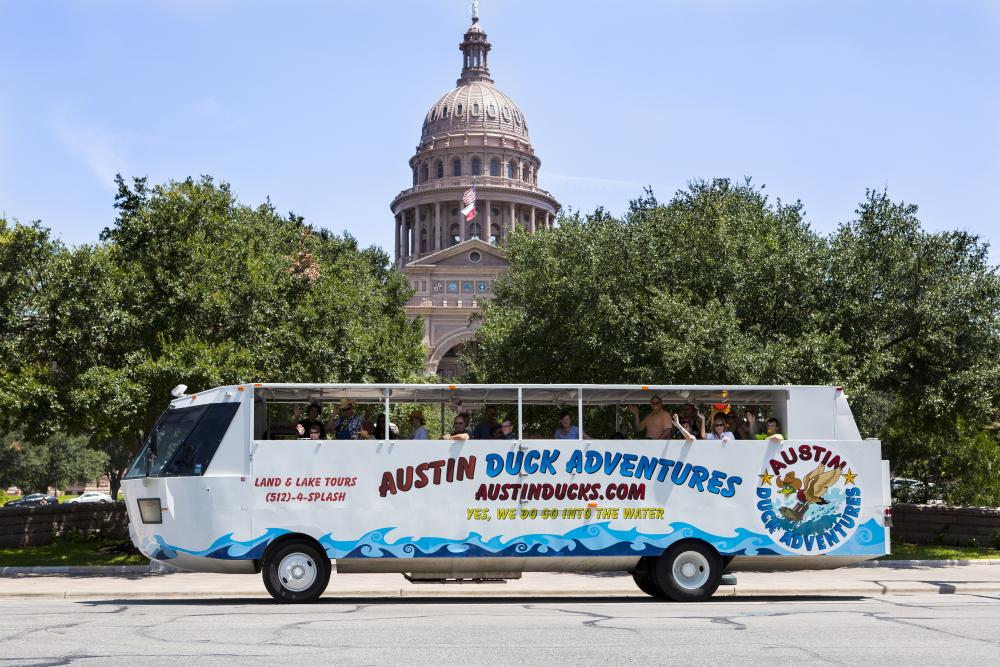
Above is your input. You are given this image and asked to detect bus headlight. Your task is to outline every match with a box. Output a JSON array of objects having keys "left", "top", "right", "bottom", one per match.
[{"left": 137, "top": 498, "right": 163, "bottom": 524}]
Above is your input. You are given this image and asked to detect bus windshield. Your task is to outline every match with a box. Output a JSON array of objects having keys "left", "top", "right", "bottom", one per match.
[{"left": 125, "top": 403, "right": 240, "bottom": 479}]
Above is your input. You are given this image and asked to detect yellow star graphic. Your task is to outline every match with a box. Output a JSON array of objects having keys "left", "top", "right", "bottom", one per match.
[
  {"left": 758, "top": 471, "right": 773, "bottom": 486},
  {"left": 842, "top": 469, "right": 858, "bottom": 485}
]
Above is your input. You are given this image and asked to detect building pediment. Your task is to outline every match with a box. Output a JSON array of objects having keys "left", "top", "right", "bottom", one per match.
[{"left": 406, "top": 239, "right": 508, "bottom": 268}]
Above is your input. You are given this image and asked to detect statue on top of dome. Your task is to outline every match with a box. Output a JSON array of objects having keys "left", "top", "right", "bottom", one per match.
[{"left": 470, "top": 1, "right": 480, "bottom": 22}]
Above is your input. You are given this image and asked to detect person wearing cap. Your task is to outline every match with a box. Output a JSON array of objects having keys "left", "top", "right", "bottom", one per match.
[
  {"left": 408, "top": 410, "right": 429, "bottom": 440},
  {"left": 327, "top": 398, "right": 363, "bottom": 440}
]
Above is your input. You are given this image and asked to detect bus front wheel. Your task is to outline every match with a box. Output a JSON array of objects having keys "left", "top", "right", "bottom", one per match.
[
  {"left": 262, "top": 538, "right": 331, "bottom": 603},
  {"left": 652, "top": 541, "right": 722, "bottom": 602}
]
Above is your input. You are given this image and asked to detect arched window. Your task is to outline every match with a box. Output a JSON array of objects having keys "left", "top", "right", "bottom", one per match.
[
  {"left": 522, "top": 165, "right": 529, "bottom": 182},
  {"left": 420, "top": 162, "right": 429, "bottom": 182},
  {"left": 419, "top": 228, "right": 428, "bottom": 253},
  {"left": 412, "top": 167, "right": 418, "bottom": 186},
  {"left": 457, "top": 103, "right": 463, "bottom": 116},
  {"left": 435, "top": 160, "right": 444, "bottom": 179},
  {"left": 471, "top": 157, "right": 480, "bottom": 175},
  {"left": 452, "top": 159, "right": 462, "bottom": 176},
  {"left": 469, "top": 221, "right": 482, "bottom": 240},
  {"left": 506, "top": 162, "right": 514, "bottom": 179},
  {"left": 489, "top": 159, "right": 500, "bottom": 177},
  {"left": 449, "top": 223, "right": 460, "bottom": 246}
]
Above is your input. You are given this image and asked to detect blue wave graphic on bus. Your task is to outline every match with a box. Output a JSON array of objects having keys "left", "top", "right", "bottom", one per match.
[
  {"left": 149, "top": 528, "right": 291, "bottom": 561},
  {"left": 148, "top": 519, "right": 883, "bottom": 561},
  {"left": 826, "top": 518, "right": 885, "bottom": 555},
  {"left": 318, "top": 522, "right": 783, "bottom": 559}
]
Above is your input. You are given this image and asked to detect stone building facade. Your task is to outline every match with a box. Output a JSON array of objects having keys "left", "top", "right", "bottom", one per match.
[{"left": 390, "top": 15, "right": 559, "bottom": 376}]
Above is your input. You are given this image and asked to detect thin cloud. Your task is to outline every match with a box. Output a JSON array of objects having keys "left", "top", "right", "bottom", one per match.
[{"left": 50, "top": 111, "right": 134, "bottom": 191}]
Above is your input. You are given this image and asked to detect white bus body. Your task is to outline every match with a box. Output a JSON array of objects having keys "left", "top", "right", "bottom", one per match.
[{"left": 123, "top": 384, "right": 891, "bottom": 602}]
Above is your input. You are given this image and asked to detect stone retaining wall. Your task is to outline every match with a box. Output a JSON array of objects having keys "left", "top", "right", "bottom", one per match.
[
  {"left": 0, "top": 503, "right": 129, "bottom": 548},
  {"left": 892, "top": 503, "right": 1000, "bottom": 547}
]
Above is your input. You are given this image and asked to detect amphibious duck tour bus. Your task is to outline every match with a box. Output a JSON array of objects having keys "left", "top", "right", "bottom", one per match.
[{"left": 123, "top": 384, "right": 892, "bottom": 603}]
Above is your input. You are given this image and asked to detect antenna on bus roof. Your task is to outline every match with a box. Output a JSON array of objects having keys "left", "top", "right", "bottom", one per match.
[{"left": 171, "top": 384, "right": 188, "bottom": 398}]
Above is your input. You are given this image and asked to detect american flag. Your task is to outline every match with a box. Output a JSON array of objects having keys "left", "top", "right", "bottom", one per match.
[{"left": 461, "top": 182, "right": 477, "bottom": 221}]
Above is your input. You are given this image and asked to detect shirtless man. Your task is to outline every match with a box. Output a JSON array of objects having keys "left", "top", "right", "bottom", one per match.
[{"left": 628, "top": 395, "right": 672, "bottom": 439}]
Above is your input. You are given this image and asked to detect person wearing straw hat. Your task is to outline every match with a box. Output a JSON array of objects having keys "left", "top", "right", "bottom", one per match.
[
  {"left": 327, "top": 398, "right": 363, "bottom": 440},
  {"left": 408, "top": 410, "right": 429, "bottom": 440}
]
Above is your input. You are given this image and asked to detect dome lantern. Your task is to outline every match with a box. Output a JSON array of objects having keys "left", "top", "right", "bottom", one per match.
[{"left": 457, "top": 16, "right": 493, "bottom": 86}]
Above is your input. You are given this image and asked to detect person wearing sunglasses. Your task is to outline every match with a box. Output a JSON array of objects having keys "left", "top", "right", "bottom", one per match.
[{"left": 698, "top": 411, "right": 735, "bottom": 442}]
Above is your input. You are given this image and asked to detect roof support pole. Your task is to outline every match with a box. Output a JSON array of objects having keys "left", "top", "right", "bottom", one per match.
[
  {"left": 384, "top": 388, "right": 390, "bottom": 443},
  {"left": 578, "top": 386, "right": 584, "bottom": 441},
  {"left": 517, "top": 386, "right": 523, "bottom": 442}
]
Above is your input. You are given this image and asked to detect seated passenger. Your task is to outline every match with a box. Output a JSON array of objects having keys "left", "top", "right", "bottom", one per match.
[
  {"left": 499, "top": 418, "right": 516, "bottom": 440},
  {"left": 554, "top": 412, "right": 584, "bottom": 440},
  {"left": 296, "top": 423, "right": 325, "bottom": 440},
  {"left": 292, "top": 403, "right": 326, "bottom": 439},
  {"left": 372, "top": 414, "right": 400, "bottom": 440},
  {"left": 735, "top": 411, "right": 753, "bottom": 440},
  {"left": 328, "top": 399, "right": 363, "bottom": 440},
  {"left": 672, "top": 413, "right": 696, "bottom": 442},
  {"left": 700, "top": 412, "right": 735, "bottom": 442},
  {"left": 724, "top": 411, "right": 739, "bottom": 435},
  {"left": 443, "top": 413, "right": 471, "bottom": 441},
  {"left": 755, "top": 417, "right": 784, "bottom": 443},
  {"left": 408, "top": 410, "right": 429, "bottom": 440},
  {"left": 472, "top": 406, "right": 499, "bottom": 439},
  {"left": 628, "top": 395, "right": 672, "bottom": 439}
]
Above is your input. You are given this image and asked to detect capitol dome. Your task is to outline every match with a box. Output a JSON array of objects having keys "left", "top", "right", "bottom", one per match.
[
  {"left": 421, "top": 83, "right": 530, "bottom": 144},
  {"left": 390, "top": 12, "right": 560, "bottom": 377}
]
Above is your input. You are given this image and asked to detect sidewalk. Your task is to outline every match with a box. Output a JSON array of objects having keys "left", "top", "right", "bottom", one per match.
[{"left": 2, "top": 563, "right": 1000, "bottom": 600}]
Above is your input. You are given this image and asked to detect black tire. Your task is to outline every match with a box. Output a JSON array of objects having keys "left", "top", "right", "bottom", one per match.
[
  {"left": 631, "top": 570, "right": 666, "bottom": 598},
  {"left": 262, "top": 538, "right": 331, "bottom": 603},
  {"left": 652, "top": 541, "right": 722, "bottom": 602}
]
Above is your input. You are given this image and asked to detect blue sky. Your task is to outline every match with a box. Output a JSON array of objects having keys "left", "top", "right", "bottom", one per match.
[{"left": 2, "top": 0, "right": 998, "bottom": 259}]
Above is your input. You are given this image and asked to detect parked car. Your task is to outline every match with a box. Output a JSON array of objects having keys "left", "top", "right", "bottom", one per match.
[
  {"left": 64, "top": 491, "right": 115, "bottom": 504},
  {"left": 3, "top": 493, "right": 59, "bottom": 508}
]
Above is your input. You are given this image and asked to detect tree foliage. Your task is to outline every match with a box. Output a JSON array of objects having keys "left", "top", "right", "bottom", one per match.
[
  {"left": 468, "top": 180, "right": 1000, "bottom": 503},
  {"left": 1, "top": 176, "right": 425, "bottom": 497}
]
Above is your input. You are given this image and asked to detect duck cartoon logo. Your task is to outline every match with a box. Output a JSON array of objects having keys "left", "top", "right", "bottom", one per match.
[{"left": 755, "top": 445, "right": 861, "bottom": 554}]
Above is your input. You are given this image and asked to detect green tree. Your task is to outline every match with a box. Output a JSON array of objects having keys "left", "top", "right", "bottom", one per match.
[
  {"left": 7, "top": 176, "right": 426, "bottom": 498},
  {"left": 467, "top": 181, "right": 1000, "bottom": 503},
  {"left": 0, "top": 431, "right": 107, "bottom": 495}
]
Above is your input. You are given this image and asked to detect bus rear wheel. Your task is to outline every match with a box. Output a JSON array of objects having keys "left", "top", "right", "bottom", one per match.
[
  {"left": 652, "top": 541, "right": 722, "bottom": 602},
  {"left": 262, "top": 539, "right": 331, "bottom": 603}
]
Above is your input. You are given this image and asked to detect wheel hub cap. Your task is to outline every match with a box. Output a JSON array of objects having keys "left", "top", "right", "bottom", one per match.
[
  {"left": 277, "top": 553, "right": 316, "bottom": 592},
  {"left": 672, "top": 550, "right": 710, "bottom": 590}
]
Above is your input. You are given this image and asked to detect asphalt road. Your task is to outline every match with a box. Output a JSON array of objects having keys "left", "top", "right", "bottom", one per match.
[{"left": 1, "top": 594, "right": 998, "bottom": 666}]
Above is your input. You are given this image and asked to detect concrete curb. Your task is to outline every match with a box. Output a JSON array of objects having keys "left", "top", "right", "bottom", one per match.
[
  {"left": 0, "top": 565, "right": 151, "bottom": 576},
  {"left": 852, "top": 559, "right": 1000, "bottom": 568}
]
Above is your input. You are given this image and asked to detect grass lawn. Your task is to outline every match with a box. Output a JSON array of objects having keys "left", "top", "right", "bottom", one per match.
[
  {"left": 0, "top": 540, "right": 148, "bottom": 567},
  {"left": 882, "top": 541, "right": 1000, "bottom": 560}
]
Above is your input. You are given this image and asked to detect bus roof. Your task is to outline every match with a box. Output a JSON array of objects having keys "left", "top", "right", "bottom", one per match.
[{"left": 248, "top": 383, "right": 842, "bottom": 407}]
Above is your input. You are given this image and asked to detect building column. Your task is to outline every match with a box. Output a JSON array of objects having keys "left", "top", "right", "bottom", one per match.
[
  {"left": 546, "top": 212, "right": 552, "bottom": 229},
  {"left": 434, "top": 202, "right": 442, "bottom": 251},
  {"left": 415, "top": 206, "right": 424, "bottom": 258},
  {"left": 485, "top": 199, "right": 492, "bottom": 242},
  {"left": 530, "top": 207, "right": 536, "bottom": 234},
  {"left": 394, "top": 214, "right": 401, "bottom": 266},
  {"left": 509, "top": 202, "right": 516, "bottom": 234}
]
